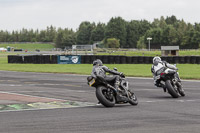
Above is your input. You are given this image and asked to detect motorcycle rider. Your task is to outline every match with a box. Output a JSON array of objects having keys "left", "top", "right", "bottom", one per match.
[
  {"left": 91, "top": 59, "right": 125, "bottom": 93},
  {"left": 151, "top": 56, "right": 180, "bottom": 92}
]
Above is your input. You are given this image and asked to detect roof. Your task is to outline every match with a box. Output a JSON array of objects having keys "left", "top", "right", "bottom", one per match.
[{"left": 161, "top": 46, "right": 179, "bottom": 50}]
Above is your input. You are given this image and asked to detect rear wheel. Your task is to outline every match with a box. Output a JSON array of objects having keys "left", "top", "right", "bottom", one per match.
[
  {"left": 128, "top": 90, "right": 138, "bottom": 105},
  {"left": 165, "top": 80, "right": 179, "bottom": 98},
  {"left": 96, "top": 86, "right": 115, "bottom": 107}
]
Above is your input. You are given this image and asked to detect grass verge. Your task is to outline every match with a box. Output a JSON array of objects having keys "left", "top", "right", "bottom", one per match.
[
  {"left": 0, "top": 43, "right": 55, "bottom": 51},
  {"left": 0, "top": 53, "right": 199, "bottom": 80}
]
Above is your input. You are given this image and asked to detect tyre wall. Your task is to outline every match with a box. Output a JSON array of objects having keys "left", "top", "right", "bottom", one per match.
[{"left": 8, "top": 55, "right": 200, "bottom": 64}]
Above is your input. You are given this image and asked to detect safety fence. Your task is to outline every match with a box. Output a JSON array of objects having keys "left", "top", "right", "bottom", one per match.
[{"left": 8, "top": 55, "right": 200, "bottom": 64}]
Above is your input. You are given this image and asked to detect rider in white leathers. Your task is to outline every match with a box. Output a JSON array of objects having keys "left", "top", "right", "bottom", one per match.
[{"left": 151, "top": 56, "right": 180, "bottom": 91}]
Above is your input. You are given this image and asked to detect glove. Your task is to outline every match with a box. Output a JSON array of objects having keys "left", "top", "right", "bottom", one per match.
[{"left": 119, "top": 72, "right": 125, "bottom": 78}]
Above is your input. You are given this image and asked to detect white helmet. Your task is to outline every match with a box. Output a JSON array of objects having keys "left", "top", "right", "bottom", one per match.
[{"left": 153, "top": 56, "right": 161, "bottom": 64}]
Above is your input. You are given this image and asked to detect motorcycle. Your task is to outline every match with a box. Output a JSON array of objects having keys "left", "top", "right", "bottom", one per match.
[
  {"left": 155, "top": 65, "right": 185, "bottom": 98},
  {"left": 87, "top": 68, "right": 138, "bottom": 107}
]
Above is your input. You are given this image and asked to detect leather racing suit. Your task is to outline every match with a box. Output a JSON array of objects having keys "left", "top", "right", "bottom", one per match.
[
  {"left": 91, "top": 65, "right": 123, "bottom": 91},
  {"left": 151, "top": 61, "right": 178, "bottom": 87}
]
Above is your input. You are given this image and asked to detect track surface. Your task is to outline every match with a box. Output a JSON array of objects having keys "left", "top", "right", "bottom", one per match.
[{"left": 0, "top": 71, "right": 200, "bottom": 133}]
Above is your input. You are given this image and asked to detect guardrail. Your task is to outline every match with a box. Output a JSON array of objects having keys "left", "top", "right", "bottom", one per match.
[{"left": 8, "top": 55, "right": 200, "bottom": 64}]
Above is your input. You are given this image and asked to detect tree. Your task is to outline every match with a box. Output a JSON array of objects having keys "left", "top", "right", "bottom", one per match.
[
  {"left": 90, "top": 23, "right": 105, "bottom": 43},
  {"left": 126, "top": 20, "right": 151, "bottom": 48},
  {"left": 54, "top": 28, "right": 76, "bottom": 48},
  {"left": 137, "top": 36, "right": 146, "bottom": 49},
  {"left": 76, "top": 21, "right": 95, "bottom": 44},
  {"left": 143, "top": 28, "right": 162, "bottom": 49},
  {"left": 165, "top": 15, "right": 178, "bottom": 25},
  {"left": 105, "top": 17, "right": 127, "bottom": 47},
  {"left": 161, "top": 25, "right": 178, "bottom": 46},
  {"left": 126, "top": 20, "right": 140, "bottom": 48},
  {"left": 45, "top": 25, "right": 57, "bottom": 42}
]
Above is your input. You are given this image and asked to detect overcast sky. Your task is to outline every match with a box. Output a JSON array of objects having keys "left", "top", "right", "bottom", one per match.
[{"left": 0, "top": 0, "right": 199, "bottom": 31}]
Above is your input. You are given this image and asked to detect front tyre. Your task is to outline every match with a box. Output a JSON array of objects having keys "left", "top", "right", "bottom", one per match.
[
  {"left": 128, "top": 90, "right": 138, "bottom": 106},
  {"left": 165, "top": 80, "right": 179, "bottom": 98},
  {"left": 96, "top": 86, "right": 115, "bottom": 107},
  {"left": 177, "top": 82, "right": 185, "bottom": 97}
]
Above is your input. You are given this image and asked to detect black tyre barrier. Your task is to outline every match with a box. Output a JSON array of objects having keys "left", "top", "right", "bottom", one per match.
[
  {"left": 97, "top": 55, "right": 104, "bottom": 64},
  {"left": 97, "top": 55, "right": 109, "bottom": 64},
  {"left": 149, "top": 56, "right": 154, "bottom": 64},
  {"left": 126, "top": 56, "right": 132, "bottom": 64},
  {"left": 138, "top": 56, "right": 144, "bottom": 64},
  {"left": 23, "top": 55, "right": 32, "bottom": 63},
  {"left": 90, "top": 55, "right": 97, "bottom": 63},
  {"left": 161, "top": 56, "right": 167, "bottom": 62},
  {"left": 44, "top": 55, "right": 51, "bottom": 64},
  {"left": 8, "top": 55, "right": 23, "bottom": 63},
  {"left": 185, "top": 56, "right": 191, "bottom": 64},
  {"left": 198, "top": 56, "right": 200, "bottom": 64},
  {"left": 114, "top": 56, "right": 120, "bottom": 64},
  {"left": 50, "top": 55, "right": 58, "bottom": 64},
  {"left": 120, "top": 56, "right": 126, "bottom": 64},
  {"left": 190, "top": 56, "right": 196, "bottom": 64},
  {"left": 81, "top": 55, "right": 86, "bottom": 64},
  {"left": 144, "top": 56, "right": 152, "bottom": 64},
  {"left": 179, "top": 56, "right": 185, "bottom": 64},
  {"left": 173, "top": 56, "right": 179, "bottom": 64},
  {"left": 108, "top": 56, "right": 115, "bottom": 64},
  {"left": 167, "top": 56, "right": 174, "bottom": 63},
  {"left": 8, "top": 55, "right": 200, "bottom": 64},
  {"left": 7, "top": 55, "right": 14, "bottom": 63},
  {"left": 132, "top": 56, "right": 138, "bottom": 64}
]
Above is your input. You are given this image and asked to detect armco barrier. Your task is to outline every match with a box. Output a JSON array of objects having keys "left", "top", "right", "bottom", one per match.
[{"left": 7, "top": 55, "right": 200, "bottom": 64}]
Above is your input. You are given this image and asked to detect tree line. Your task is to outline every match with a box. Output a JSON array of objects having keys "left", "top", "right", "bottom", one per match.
[{"left": 0, "top": 15, "right": 200, "bottom": 49}]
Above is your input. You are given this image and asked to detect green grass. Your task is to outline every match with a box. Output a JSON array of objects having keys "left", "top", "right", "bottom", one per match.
[
  {"left": 0, "top": 43, "right": 55, "bottom": 51},
  {"left": 0, "top": 55, "right": 199, "bottom": 79},
  {"left": 0, "top": 52, "right": 199, "bottom": 80}
]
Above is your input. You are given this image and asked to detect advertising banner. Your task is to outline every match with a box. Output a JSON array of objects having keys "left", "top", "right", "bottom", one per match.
[{"left": 58, "top": 55, "right": 81, "bottom": 64}]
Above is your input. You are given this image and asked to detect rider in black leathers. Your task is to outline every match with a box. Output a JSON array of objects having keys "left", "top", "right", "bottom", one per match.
[{"left": 91, "top": 59, "right": 124, "bottom": 92}]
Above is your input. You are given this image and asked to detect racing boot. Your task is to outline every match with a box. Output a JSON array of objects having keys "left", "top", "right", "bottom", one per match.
[
  {"left": 114, "top": 81, "right": 122, "bottom": 94},
  {"left": 114, "top": 81, "right": 128, "bottom": 102},
  {"left": 156, "top": 81, "right": 167, "bottom": 92},
  {"left": 161, "top": 83, "right": 167, "bottom": 92}
]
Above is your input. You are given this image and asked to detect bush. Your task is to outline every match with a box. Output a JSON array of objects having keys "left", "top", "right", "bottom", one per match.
[{"left": 106, "top": 38, "right": 120, "bottom": 48}]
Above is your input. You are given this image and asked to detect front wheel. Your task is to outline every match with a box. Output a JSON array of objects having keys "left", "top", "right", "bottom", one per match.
[
  {"left": 165, "top": 80, "right": 179, "bottom": 98},
  {"left": 177, "top": 82, "right": 185, "bottom": 97},
  {"left": 96, "top": 86, "right": 116, "bottom": 107},
  {"left": 128, "top": 90, "right": 138, "bottom": 105}
]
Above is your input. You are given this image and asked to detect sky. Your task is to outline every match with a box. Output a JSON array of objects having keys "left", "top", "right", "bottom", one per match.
[{"left": 0, "top": 0, "right": 200, "bottom": 31}]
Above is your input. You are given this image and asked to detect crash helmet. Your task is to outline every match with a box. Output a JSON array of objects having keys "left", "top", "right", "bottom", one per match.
[
  {"left": 93, "top": 59, "right": 103, "bottom": 66},
  {"left": 153, "top": 56, "right": 161, "bottom": 64}
]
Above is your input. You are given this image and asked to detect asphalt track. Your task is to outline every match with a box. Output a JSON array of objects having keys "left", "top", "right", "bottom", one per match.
[{"left": 0, "top": 71, "right": 200, "bottom": 133}]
